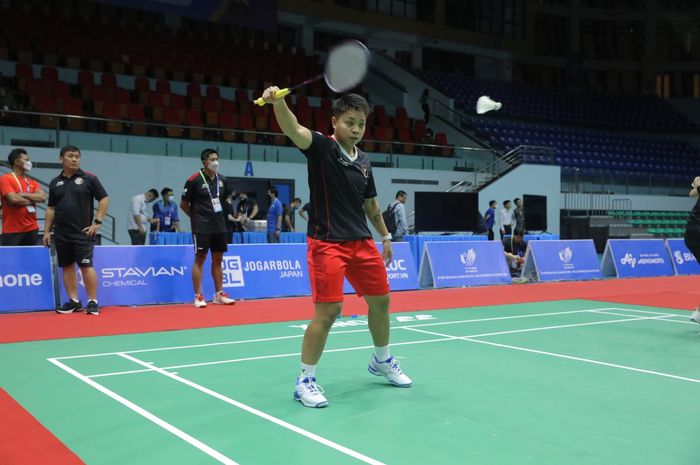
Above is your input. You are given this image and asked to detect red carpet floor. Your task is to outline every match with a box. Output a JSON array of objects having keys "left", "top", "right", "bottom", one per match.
[
  {"left": 0, "top": 388, "right": 85, "bottom": 465},
  {"left": 1, "top": 275, "right": 698, "bottom": 344}
]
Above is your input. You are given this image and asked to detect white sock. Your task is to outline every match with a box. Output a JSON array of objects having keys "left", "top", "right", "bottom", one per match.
[
  {"left": 374, "top": 345, "right": 390, "bottom": 362},
  {"left": 300, "top": 363, "right": 316, "bottom": 378},
  {"left": 88, "top": 299, "right": 98, "bottom": 304},
  {"left": 70, "top": 298, "right": 80, "bottom": 303}
]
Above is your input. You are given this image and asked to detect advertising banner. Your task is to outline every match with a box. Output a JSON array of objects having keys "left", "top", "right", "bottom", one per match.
[
  {"left": 60, "top": 244, "right": 312, "bottom": 305},
  {"left": 666, "top": 239, "right": 700, "bottom": 275},
  {"left": 343, "top": 242, "right": 419, "bottom": 294},
  {"left": 0, "top": 246, "right": 55, "bottom": 313},
  {"left": 522, "top": 239, "right": 602, "bottom": 282},
  {"left": 418, "top": 241, "right": 511, "bottom": 288},
  {"left": 601, "top": 239, "right": 674, "bottom": 278}
]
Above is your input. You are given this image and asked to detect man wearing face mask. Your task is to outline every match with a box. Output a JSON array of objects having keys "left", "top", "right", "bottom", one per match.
[
  {"left": 0, "top": 148, "right": 46, "bottom": 246},
  {"left": 152, "top": 187, "right": 180, "bottom": 233},
  {"left": 181, "top": 148, "right": 236, "bottom": 308}
]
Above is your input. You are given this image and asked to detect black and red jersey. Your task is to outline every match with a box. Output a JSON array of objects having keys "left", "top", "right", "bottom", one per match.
[
  {"left": 48, "top": 169, "right": 108, "bottom": 237},
  {"left": 301, "top": 131, "right": 377, "bottom": 241},
  {"left": 182, "top": 169, "right": 228, "bottom": 234}
]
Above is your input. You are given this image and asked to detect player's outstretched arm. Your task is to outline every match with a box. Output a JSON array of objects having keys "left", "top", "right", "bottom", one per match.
[{"left": 261, "top": 86, "right": 312, "bottom": 150}]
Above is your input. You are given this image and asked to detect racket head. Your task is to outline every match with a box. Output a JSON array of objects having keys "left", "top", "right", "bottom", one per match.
[{"left": 323, "top": 40, "right": 370, "bottom": 93}]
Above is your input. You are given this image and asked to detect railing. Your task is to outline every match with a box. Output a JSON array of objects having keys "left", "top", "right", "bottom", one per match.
[
  {"left": 448, "top": 145, "right": 556, "bottom": 193},
  {"left": 0, "top": 109, "right": 495, "bottom": 171},
  {"left": 562, "top": 192, "right": 613, "bottom": 215},
  {"left": 0, "top": 161, "right": 117, "bottom": 243}
]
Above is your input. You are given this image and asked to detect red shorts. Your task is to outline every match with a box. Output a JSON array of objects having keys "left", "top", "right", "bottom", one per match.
[{"left": 307, "top": 237, "right": 390, "bottom": 303}]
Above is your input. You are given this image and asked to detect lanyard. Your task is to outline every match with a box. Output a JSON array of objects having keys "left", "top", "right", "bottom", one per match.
[
  {"left": 10, "top": 172, "right": 30, "bottom": 193},
  {"left": 198, "top": 170, "right": 219, "bottom": 200}
]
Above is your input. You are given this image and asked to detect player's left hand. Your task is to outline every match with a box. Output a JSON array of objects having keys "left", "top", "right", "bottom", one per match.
[
  {"left": 83, "top": 224, "right": 100, "bottom": 238},
  {"left": 381, "top": 240, "right": 393, "bottom": 266}
]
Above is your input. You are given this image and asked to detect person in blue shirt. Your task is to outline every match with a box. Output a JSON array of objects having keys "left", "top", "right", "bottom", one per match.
[
  {"left": 484, "top": 200, "right": 497, "bottom": 240},
  {"left": 266, "top": 187, "right": 283, "bottom": 243},
  {"left": 152, "top": 187, "right": 180, "bottom": 232}
]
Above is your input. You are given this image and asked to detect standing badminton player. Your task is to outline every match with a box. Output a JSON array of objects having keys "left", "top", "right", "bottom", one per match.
[
  {"left": 260, "top": 88, "right": 412, "bottom": 408},
  {"left": 685, "top": 176, "right": 700, "bottom": 323}
]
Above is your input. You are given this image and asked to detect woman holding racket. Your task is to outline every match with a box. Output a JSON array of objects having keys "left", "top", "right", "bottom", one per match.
[{"left": 260, "top": 87, "right": 412, "bottom": 408}]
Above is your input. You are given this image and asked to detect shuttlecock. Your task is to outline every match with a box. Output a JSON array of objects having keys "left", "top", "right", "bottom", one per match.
[{"left": 476, "top": 96, "right": 502, "bottom": 114}]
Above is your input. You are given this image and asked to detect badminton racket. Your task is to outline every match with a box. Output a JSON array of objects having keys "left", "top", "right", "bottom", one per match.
[{"left": 254, "top": 40, "right": 370, "bottom": 106}]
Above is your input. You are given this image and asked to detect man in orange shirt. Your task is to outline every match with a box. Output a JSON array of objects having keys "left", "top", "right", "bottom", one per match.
[{"left": 0, "top": 148, "right": 45, "bottom": 246}]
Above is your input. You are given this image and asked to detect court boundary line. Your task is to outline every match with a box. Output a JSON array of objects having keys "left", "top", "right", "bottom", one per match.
[
  {"left": 591, "top": 309, "right": 695, "bottom": 325},
  {"left": 402, "top": 325, "right": 700, "bottom": 385},
  {"left": 54, "top": 306, "right": 637, "bottom": 361},
  {"left": 47, "top": 305, "right": 697, "bottom": 463},
  {"left": 117, "top": 352, "right": 387, "bottom": 465},
  {"left": 47, "top": 357, "right": 242, "bottom": 465},
  {"left": 87, "top": 311, "right": 680, "bottom": 379}
]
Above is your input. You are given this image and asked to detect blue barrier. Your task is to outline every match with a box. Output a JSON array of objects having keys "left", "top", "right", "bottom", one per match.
[
  {"left": 666, "top": 239, "right": 700, "bottom": 275},
  {"left": 602, "top": 239, "right": 674, "bottom": 278},
  {"left": 342, "top": 242, "right": 419, "bottom": 293},
  {"left": 404, "top": 234, "right": 486, "bottom": 273},
  {"left": 522, "top": 239, "right": 602, "bottom": 282},
  {"left": 148, "top": 231, "right": 307, "bottom": 245},
  {"left": 58, "top": 241, "right": 419, "bottom": 306},
  {"left": 148, "top": 232, "right": 193, "bottom": 245},
  {"left": 0, "top": 246, "right": 55, "bottom": 313},
  {"left": 418, "top": 241, "right": 511, "bottom": 288}
]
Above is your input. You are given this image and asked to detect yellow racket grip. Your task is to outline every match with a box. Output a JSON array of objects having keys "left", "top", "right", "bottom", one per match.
[{"left": 254, "top": 88, "right": 291, "bottom": 106}]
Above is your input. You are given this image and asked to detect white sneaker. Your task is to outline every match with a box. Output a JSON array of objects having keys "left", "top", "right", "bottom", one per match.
[
  {"left": 293, "top": 376, "right": 328, "bottom": 408},
  {"left": 213, "top": 290, "right": 236, "bottom": 305},
  {"left": 368, "top": 355, "right": 412, "bottom": 387},
  {"left": 193, "top": 294, "right": 207, "bottom": 308},
  {"left": 691, "top": 308, "right": 700, "bottom": 323}
]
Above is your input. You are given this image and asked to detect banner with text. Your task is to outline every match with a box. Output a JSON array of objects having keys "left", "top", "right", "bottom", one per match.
[
  {"left": 418, "top": 241, "right": 511, "bottom": 288},
  {"left": 601, "top": 239, "right": 674, "bottom": 278},
  {"left": 0, "top": 246, "right": 55, "bottom": 313},
  {"left": 343, "top": 242, "right": 419, "bottom": 294},
  {"left": 59, "top": 243, "right": 419, "bottom": 306},
  {"left": 666, "top": 239, "right": 700, "bottom": 275},
  {"left": 522, "top": 239, "right": 602, "bottom": 282}
]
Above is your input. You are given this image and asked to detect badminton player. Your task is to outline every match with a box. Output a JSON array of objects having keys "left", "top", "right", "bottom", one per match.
[
  {"left": 260, "top": 87, "right": 412, "bottom": 408},
  {"left": 685, "top": 176, "right": 700, "bottom": 323}
]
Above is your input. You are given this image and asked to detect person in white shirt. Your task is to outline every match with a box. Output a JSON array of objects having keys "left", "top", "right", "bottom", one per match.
[
  {"left": 391, "top": 190, "right": 408, "bottom": 242},
  {"left": 499, "top": 199, "right": 513, "bottom": 239},
  {"left": 127, "top": 188, "right": 158, "bottom": 245}
]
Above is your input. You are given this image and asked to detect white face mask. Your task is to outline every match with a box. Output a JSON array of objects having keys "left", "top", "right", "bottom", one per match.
[
  {"left": 23, "top": 161, "right": 32, "bottom": 172},
  {"left": 208, "top": 160, "right": 220, "bottom": 171},
  {"left": 167, "top": 195, "right": 174, "bottom": 202}
]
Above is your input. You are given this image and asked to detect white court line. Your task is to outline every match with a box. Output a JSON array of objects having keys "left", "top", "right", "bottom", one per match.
[
  {"left": 55, "top": 307, "right": 619, "bottom": 361},
  {"left": 118, "top": 353, "right": 387, "bottom": 465},
  {"left": 89, "top": 314, "right": 670, "bottom": 379},
  {"left": 590, "top": 309, "right": 696, "bottom": 325},
  {"left": 47, "top": 358, "right": 242, "bottom": 465},
  {"left": 402, "top": 326, "right": 700, "bottom": 385},
  {"left": 89, "top": 337, "right": 452, "bottom": 379}
]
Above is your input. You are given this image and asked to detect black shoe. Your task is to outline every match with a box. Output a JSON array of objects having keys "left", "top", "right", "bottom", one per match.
[
  {"left": 86, "top": 300, "right": 100, "bottom": 315},
  {"left": 56, "top": 299, "right": 83, "bottom": 314}
]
